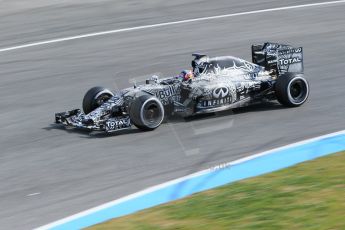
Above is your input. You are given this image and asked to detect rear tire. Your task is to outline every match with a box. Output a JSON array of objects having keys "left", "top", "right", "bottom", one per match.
[
  {"left": 275, "top": 73, "right": 309, "bottom": 107},
  {"left": 82, "top": 86, "right": 114, "bottom": 114},
  {"left": 129, "top": 95, "right": 164, "bottom": 131}
]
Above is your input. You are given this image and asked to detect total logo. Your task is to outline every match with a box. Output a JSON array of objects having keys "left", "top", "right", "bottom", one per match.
[
  {"left": 212, "top": 87, "right": 229, "bottom": 98},
  {"left": 279, "top": 57, "right": 302, "bottom": 65},
  {"left": 105, "top": 117, "right": 131, "bottom": 131}
]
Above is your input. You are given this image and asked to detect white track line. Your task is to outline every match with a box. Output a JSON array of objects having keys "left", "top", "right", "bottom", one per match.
[{"left": 1, "top": 0, "right": 345, "bottom": 53}]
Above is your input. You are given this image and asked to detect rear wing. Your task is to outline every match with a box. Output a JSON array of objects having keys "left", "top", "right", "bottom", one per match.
[{"left": 252, "top": 42, "right": 303, "bottom": 74}]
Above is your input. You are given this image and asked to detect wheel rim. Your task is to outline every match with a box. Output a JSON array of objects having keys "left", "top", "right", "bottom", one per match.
[
  {"left": 288, "top": 78, "right": 308, "bottom": 104},
  {"left": 143, "top": 102, "right": 162, "bottom": 126},
  {"left": 95, "top": 94, "right": 112, "bottom": 107}
]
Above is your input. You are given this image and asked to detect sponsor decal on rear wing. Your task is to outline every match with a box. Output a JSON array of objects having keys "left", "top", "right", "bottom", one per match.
[{"left": 277, "top": 47, "right": 303, "bottom": 74}]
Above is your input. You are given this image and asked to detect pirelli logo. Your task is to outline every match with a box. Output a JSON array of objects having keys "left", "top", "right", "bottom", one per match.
[{"left": 198, "top": 96, "right": 232, "bottom": 108}]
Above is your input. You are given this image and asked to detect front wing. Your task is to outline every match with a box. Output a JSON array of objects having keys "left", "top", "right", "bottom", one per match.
[{"left": 55, "top": 109, "right": 131, "bottom": 132}]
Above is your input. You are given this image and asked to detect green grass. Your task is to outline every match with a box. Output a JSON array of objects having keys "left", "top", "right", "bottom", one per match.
[{"left": 90, "top": 151, "right": 345, "bottom": 230}]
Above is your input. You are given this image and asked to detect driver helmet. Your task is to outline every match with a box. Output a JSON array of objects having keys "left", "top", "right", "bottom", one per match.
[{"left": 178, "top": 70, "right": 194, "bottom": 81}]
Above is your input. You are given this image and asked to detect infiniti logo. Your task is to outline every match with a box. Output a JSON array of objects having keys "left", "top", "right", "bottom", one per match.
[{"left": 213, "top": 87, "right": 229, "bottom": 98}]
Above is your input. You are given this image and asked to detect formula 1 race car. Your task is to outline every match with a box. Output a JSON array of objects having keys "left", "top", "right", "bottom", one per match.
[{"left": 55, "top": 42, "right": 309, "bottom": 132}]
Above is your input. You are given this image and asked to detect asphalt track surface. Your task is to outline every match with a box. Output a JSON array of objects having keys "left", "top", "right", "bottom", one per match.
[{"left": 0, "top": 0, "right": 344, "bottom": 229}]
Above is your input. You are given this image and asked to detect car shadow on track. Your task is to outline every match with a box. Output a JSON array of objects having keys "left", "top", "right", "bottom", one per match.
[
  {"left": 168, "top": 101, "right": 288, "bottom": 123},
  {"left": 42, "top": 124, "right": 142, "bottom": 138}
]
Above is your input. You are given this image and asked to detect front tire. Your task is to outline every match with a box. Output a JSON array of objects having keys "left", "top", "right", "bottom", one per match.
[
  {"left": 82, "top": 86, "right": 114, "bottom": 114},
  {"left": 275, "top": 73, "right": 309, "bottom": 107},
  {"left": 129, "top": 95, "right": 164, "bottom": 131}
]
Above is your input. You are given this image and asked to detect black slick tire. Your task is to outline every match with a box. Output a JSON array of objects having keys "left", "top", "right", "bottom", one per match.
[
  {"left": 129, "top": 95, "right": 164, "bottom": 131},
  {"left": 275, "top": 73, "right": 309, "bottom": 107},
  {"left": 82, "top": 86, "right": 114, "bottom": 114}
]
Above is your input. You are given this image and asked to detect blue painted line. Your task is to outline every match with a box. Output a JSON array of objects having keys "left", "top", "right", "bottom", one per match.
[{"left": 43, "top": 131, "right": 345, "bottom": 230}]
